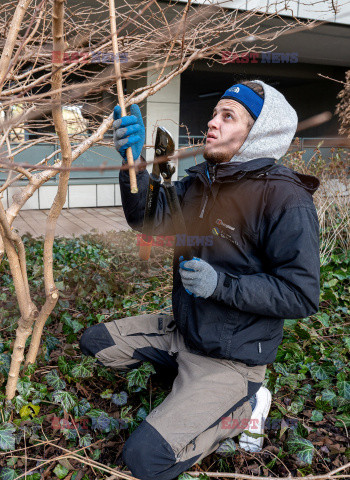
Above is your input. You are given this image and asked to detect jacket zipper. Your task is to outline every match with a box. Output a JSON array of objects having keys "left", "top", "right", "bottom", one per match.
[
  {"left": 199, "top": 164, "right": 218, "bottom": 218},
  {"left": 213, "top": 164, "right": 217, "bottom": 182},
  {"left": 199, "top": 195, "right": 208, "bottom": 218}
]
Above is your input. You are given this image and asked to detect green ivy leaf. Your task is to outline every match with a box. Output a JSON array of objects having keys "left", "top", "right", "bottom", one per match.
[
  {"left": 0, "top": 467, "right": 19, "bottom": 480},
  {"left": 61, "top": 313, "right": 84, "bottom": 334},
  {"left": 315, "top": 399, "right": 333, "bottom": 413},
  {"left": 79, "top": 434, "right": 92, "bottom": 447},
  {"left": 70, "top": 358, "right": 94, "bottom": 379},
  {"left": 75, "top": 398, "right": 91, "bottom": 417},
  {"left": 279, "top": 374, "right": 299, "bottom": 390},
  {"left": 273, "top": 363, "right": 289, "bottom": 376},
  {"left": 96, "top": 365, "right": 115, "bottom": 382},
  {"left": 324, "top": 278, "right": 338, "bottom": 288},
  {"left": 294, "top": 324, "right": 311, "bottom": 340},
  {"left": 12, "top": 395, "right": 27, "bottom": 413},
  {"left": 32, "top": 383, "right": 48, "bottom": 402},
  {"left": 86, "top": 408, "right": 119, "bottom": 432},
  {"left": 46, "top": 370, "right": 66, "bottom": 391},
  {"left": 337, "top": 371, "right": 347, "bottom": 382},
  {"left": 178, "top": 474, "right": 197, "bottom": 480},
  {"left": 310, "top": 365, "right": 330, "bottom": 381},
  {"left": 215, "top": 438, "right": 236, "bottom": 456},
  {"left": 88, "top": 411, "right": 110, "bottom": 432},
  {"left": 6, "top": 457, "right": 18, "bottom": 467},
  {"left": 343, "top": 337, "right": 350, "bottom": 350},
  {"left": 100, "top": 389, "right": 113, "bottom": 399},
  {"left": 52, "top": 390, "right": 77, "bottom": 412},
  {"left": 310, "top": 410, "right": 323, "bottom": 422},
  {"left": 136, "top": 406, "right": 148, "bottom": 422},
  {"left": 337, "top": 381, "right": 350, "bottom": 400},
  {"left": 63, "top": 427, "right": 78, "bottom": 441},
  {"left": 0, "top": 423, "right": 16, "bottom": 451},
  {"left": 85, "top": 408, "right": 105, "bottom": 418},
  {"left": 126, "top": 362, "right": 156, "bottom": 391},
  {"left": 16, "top": 378, "right": 34, "bottom": 399},
  {"left": 25, "top": 474, "right": 41, "bottom": 480},
  {"left": 91, "top": 448, "right": 101, "bottom": 461},
  {"left": 275, "top": 401, "right": 288, "bottom": 415},
  {"left": 58, "top": 356, "right": 70, "bottom": 375},
  {"left": 335, "top": 413, "right": 350, "bottom": 428},
  {"left": 298, "top": 384, "right": 312, "bottom": 396},
  {"left": 111, "top": 391, "right": 128, "bottom": 406},
  {"left": 23, "top": 363, "right": 37, "bottom": 376},
  {"left": 288, "top": 396, "right": 305, "bottom": 415},
  {"left": 120, "top": 405, "right": 133, "bottom": 429},
  {"left": 321, "top": 389, "right": 337, "bottom": 405},
  {"left": 286, "top": 432, "right": 315, "bottom": 465},
  {"left": 53, "top": 464, "right": 69, "bottom": 479},
  {"left": 44, "top": 335, "right": 60, "bottom": 362},
  {"left": 315, "top": 313, "right": 330, "bottom": 328},
  {"left": 295, "top": 421, "right": 309, "bottom": 438}
]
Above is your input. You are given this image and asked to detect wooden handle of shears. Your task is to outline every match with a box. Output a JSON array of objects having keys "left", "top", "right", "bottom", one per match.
[
  {"left": 109, "top": 0, "right": 138, "bottom": 194},
  {"left": 139, "top": 235, "right": 153, "bottom": 261}
]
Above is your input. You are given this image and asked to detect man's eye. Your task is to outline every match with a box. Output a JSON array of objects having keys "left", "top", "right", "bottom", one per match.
[{"left": 225, "top": 113, "right": 233, "bottom": 119}]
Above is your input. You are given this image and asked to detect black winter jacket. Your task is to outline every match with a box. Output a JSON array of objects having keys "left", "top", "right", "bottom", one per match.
[{"left": 119, "top": 157, "right": 320, "bottom": 366}]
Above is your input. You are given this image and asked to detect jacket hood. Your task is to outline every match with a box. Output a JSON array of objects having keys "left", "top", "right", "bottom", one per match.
[{"left": 229, "top": 80, "right": 298, "bottom": 163}]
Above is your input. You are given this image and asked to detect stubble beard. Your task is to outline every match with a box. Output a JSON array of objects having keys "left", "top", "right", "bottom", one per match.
[{"left": 203, "top": 147, "right": 233, "bottom": 164}]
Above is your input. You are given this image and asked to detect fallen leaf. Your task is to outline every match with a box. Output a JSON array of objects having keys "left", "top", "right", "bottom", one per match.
[{"left": 59, "top": 458, "right": 74, "bottom": 471}]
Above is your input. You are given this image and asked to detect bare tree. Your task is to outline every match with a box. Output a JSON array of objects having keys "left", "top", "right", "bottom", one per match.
[
  {"left": 335, "top": 70, "right": 350, "bottom": 137},
  {"left": 0, "top": 0, "right": 341, "bottom": 399}
]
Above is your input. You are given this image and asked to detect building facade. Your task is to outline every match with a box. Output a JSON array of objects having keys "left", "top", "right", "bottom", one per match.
[{"left": 1, "top": 0, "right": 350, "bottom": 210}]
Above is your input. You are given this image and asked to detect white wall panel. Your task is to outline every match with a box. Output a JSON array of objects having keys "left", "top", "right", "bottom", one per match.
[{"left": 68, "top": 185, "right": 97, "bottom": 208}]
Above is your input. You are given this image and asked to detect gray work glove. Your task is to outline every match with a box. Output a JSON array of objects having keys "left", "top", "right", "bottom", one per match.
[{"left": 179, "top": 256, "right": 218, "bottom": 298}]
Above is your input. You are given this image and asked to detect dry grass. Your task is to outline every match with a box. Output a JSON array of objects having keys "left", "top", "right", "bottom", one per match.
[{"left": 282, "top": 144, "right": 350, "bottom": 265}]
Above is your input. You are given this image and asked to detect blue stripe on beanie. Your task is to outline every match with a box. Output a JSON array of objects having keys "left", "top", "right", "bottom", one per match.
[{"left": 220, "top": 84, "right": 264, "bottom": 120}]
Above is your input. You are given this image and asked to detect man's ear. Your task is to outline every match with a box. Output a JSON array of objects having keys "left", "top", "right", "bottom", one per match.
[{"left": 247, "top": 114, "right": 255, "bottom": 131}]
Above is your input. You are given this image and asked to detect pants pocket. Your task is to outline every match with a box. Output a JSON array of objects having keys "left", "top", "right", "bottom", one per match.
[
  {"left": 158, "top": 313, "right": 177, "bottom": 334},
  {"left": 114, "top": 313, "right": 176, "bottom": 337}
]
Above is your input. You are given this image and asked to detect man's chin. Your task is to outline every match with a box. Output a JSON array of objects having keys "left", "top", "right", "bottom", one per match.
[{"left": 203, "top": 148, "right": 232, "bottom": 163}]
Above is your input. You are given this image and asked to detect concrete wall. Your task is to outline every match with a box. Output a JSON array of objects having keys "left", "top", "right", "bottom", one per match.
[
  {"left": 176, "top": 0, "right": 350, "bottom": 25},
  {"left": 1, "top": 184, "right": 122, "bottom": 210}
]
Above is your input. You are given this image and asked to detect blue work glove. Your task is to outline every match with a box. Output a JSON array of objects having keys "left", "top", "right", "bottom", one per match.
[
  {"left": 113, "top": 104, "right": 145, "bottom": 163},
  {"left": 179, "top": 256, "right": 218, "bottom": 299}
]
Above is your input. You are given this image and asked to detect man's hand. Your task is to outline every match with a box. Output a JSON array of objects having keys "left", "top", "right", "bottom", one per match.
[
  {"left": 113, "top": 104, "right": 145, "bottom": 163},
  {"left": 179, "top": 256, "right": 218, "bottom": 298}
]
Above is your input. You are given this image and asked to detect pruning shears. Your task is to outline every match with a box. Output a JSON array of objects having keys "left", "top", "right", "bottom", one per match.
[{"left": 139, "top": 126, "right": 193, "bottom": 263}]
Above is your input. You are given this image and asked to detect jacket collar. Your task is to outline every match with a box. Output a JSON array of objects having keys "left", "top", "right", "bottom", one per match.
[{"left": 185, "top": 157, "right": 276, "bottom": 182}]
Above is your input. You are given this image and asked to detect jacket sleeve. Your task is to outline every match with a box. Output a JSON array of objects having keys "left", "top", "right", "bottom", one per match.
[
  {"left": 119, "top": 157, "right": 194, "bottom": 235},
  {"left": 210, "top": 205, "right": 320, "bottom": 319}
]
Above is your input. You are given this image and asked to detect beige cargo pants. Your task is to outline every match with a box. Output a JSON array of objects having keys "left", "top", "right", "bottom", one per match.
[{"left": 79, "top": 313, "right": 267, "bottom": 480}]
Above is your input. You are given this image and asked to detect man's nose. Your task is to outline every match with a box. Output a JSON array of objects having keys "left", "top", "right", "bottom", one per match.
[{"left": 208, "top": 116, "right": 218, "bottom": 129}]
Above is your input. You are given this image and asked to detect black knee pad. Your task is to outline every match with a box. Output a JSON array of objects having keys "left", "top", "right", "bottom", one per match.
[
  {"left": 122, "top": 420, "right": 176, "bottom": 480},
  {"left": 122, "top": 420, "right": 201, "bottom": 480},
  {"left": 79, "top": 323, "right": 115, "bottom": 357}
]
